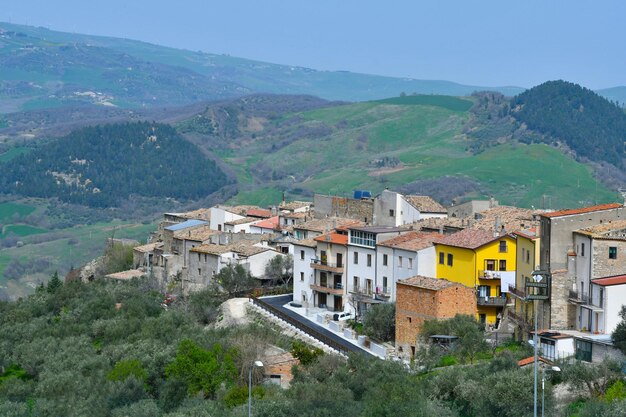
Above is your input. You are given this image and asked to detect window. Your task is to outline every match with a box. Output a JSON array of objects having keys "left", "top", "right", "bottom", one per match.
[
  {"left": 300, "top": 250, "right": 305, "bottom": 260},
  {"left": 218, "top": 224, "right": 222, "bottom": 231},
  {"left": 609, "top": 246, "right": 617, "bottom": 259},
  {"left": 367, "top": 254, "right": 372, "bottom": 267},
  {"left": 499, "top": 241, "right": 507, "bottom": 253},
  {"left": 198, "top": 268, "right": 201, "bottom": 275},
  {"left": 407, "top": 317, "right": 412, "bottom": 323},
  {"left": 581, "top": 243, "right": 585, "bottom": 256},
  {"left": 541, "top": 338, "right": 556, "bottom": 360},
  {"left": 408, "top": 258, "right": 413, "bottom": 269},
  {"left": 526, "top": 250, "right": 530, "bottom": 264},
  {"left": 353, "top": 276, "right": 359, "bottom": 290},
  {"left": 198, "top": 253, "right": 201, "bottom": 261},
  {"left": 300, "top": 272, "right": 304, "bottom": 281},
  {"left": 486, "top": 259, "right": 496, "bottom": 270},
  {"left": 398, "top": 256, "right": 403, "bottom": 267},
  {"left": 576, "top": 339, "right": 592, "bottom": 362},
  {"left": 383, "top": 254, "right": 388, "bottom": 266},
  {"left": 447, "top": 253, "right": 453, "bottom": 266},
  {"left": 350, "top": 231, "right": 376, "bottom": 247},
  {"left": 439, "top": 252, "right": 444, "bottom": 264},
  {"left": 353, "top": 252, "right": 359, "bottom": 264},
  {"left": 383, "top": 276, "right": 388, "bottom": 293},
  {"left": 389, "top": 209, "right": 395, "bottom": 217},
  {"left": 499, "top": 260, "right": 507, "bottom": 271}
]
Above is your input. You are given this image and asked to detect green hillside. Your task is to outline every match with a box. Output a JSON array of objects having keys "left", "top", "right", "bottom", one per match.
[{"left": 178, "top": 95, "right": 617, "bottom": 208}]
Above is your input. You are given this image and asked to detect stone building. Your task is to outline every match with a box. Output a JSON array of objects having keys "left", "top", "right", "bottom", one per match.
[
  {"left": 395, "top": 275, "right": 476, "bottom": 358},
  {"left": 538, "top": 203, "right": 626, "bottom": 330}
]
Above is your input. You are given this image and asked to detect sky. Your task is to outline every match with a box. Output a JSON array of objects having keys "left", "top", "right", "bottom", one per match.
[{"left": 1, "top": 0, "right": 625, "bottom": 89}]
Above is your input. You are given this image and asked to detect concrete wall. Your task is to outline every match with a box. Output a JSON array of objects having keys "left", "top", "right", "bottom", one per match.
[
  {"left": 314, "top": 194, "right": 373, "bottom": 223},
  {"left": 605, "top": 284, "right": 626, "bottom": 334},
  {"left": 373, "top": 190, "right": 401, "bottom": 226},
  {"left": 346, "top": 245, "right": 377, "bottom": 295},
  {"left": 210, "top": 207, "right": 245, "bottom": 231},
  {"left": 592, "top": 239, "right": 626, "bottom": 279},
  {"left": 417, "top": 247, "right": 436, "bottom": 278},
  {"left": 447, "top": 199, "right": 497, "bottom": 219}
]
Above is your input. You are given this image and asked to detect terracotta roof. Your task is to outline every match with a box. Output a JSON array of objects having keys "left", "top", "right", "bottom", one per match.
[
  {"left": 176, "top": 208, "right": 212, "bottom": 221},
  {"left": 378, "top": 231, "right": 443, "bottom": 251},
  {"left": 574, "top": 220, "right": 626, "bottom": 240},
  {"left": 513, "top": 227, "right": 539, "bottom": 240},
  {"left": 592, "top": 274, "right": 626, "bottom": 286},
  {"left": 472, "top": 206, "right": 538, "bottom": 233},
  {"left": 105, "top": 269, "right": 145, "bottom": 280},
  {"left": 541, "top": 203, "right": 622, "bottom": 218},
  {"left": 295, "top": 217, "right": 362, "bottom": 233},
  {"left": 293, "top": 238, "right": 317, "bottom": 248},
  {"left": 247, "top": 208, "right": 272, "bottom": 218},
  {"left": 133, "top": 242, "right": 163, "bottom": 253},
  {"left": 252, "top": 216, "right": 280, "bottom": 230},
  {"left": 411, "top": 216, "right": 466, "bottom": 231},
  {"left": 281, "top": 212, "right": 308, "bottom": 219},
  {"left": 517, "top": 356, "right": 553, "bottom": 367},
  {"left": 217, "top": 205, "right": 261, "bottom": 216},
  {"left": 279, "top": 201, "right": 312, "bottom": 211},
  {"left": 434, "top": 228, "right": 504, "bottom": 250},
  {"left": 173, "top": 225, "right": 218, "bottom": 241},
  {"left": 314, "top": 232, "right": 348, "bottom": 245},
  {"left": 398, "top": 275, "right": 462, "bottom": 291},
  {"left": 225, "top": 217, "right": 262, "bottom": 226},
  {"left": 404, "top": 195, "right": 447, "bottom": 213},
  {"left": 191, "top": 242, "right": 273, "bottom": 257},
  {"left": 263, "top": 352, "right": 299, "bottom": 366}
]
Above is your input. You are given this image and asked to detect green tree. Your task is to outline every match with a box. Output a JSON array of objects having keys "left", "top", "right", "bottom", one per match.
[
  {"left": 362, "top": 302, "right": 395, "bottom": 342},
  {"left": 216, "top": 264, "right": 256, "bottom": 296},
  {"left": 561, "top": 357, "right": 622, "bottom": 397},
  {"left": 264, "top": 254, "right": 293, "bottom": 286},
  {"left": 47, "top": 271, "right": 62, "bottom": 293},
  {"left": 611, "top": 305, "right": 626, "bottom": 354},
  {"left": 290, "top": 340, "right": 323, "bottom": 366},
  {"left": 421, "top": 314, "right": 489, "bottom": 363},
  {"left": 102, "top": 243, "right": 134, "bottom": 275},
  {"left": 165, "top": 339, "right": 238, "bottom": 398},
  {"left": 107, "top": 359, "right": 148, "bottom": 385}
]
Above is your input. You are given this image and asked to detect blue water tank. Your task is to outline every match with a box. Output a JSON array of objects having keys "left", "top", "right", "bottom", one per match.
[{"left": 354, "top": 190, "right": 372, "bottom": 199}]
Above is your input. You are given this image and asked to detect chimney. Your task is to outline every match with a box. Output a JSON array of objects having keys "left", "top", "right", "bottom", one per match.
[{"left": 494, "top": 216, "right": 501, "bottom": 238}]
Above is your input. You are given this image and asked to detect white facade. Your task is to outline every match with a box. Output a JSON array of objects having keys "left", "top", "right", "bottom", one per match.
[
  {"left": 373, "top": 190, "right": 422, "bottom": 226},
  {"left": 224, "top": 219, "right": 261, "bottom": 233},
  {"left": 210, "top": 206, "right": 246, "bottom": 231},
  {"left": 293, "top": 243, "right": 316, "bottom": 306}
]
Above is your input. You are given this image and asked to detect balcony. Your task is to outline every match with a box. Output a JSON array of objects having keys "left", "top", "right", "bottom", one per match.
[
  {"left": 476, "top": 294, "right": 507, "bottom": 307},
  {"left": 508, "top": 284, "right": 526, "bottom": 300},
  {"left": 568, "top": 290, "right": 603, "bottom": 310},
  {"left": 310, "top": 281, "right": 344, "bottom": 296},
  {"left": 374, "top": 286, "right": 391, "bottom": 301},
  {"left": 479, "top": 270, "right": 502, "bottom": 280},
  {"left": 350, "top": 285, "right": 373, "bottom": 297},
  {"left": 310, "top": 258, "right": 344, "bottom": 273}
]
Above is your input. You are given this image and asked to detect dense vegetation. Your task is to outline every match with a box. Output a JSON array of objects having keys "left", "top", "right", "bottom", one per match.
[
  {"left": 2, "top": 276, "right": 626, "bottom": 416},
  {"left": 511, "top": 80, "right": 626, "bottom": 168},
  {"left": 0, "top": 122, "right": 229, "bottom": 207}
]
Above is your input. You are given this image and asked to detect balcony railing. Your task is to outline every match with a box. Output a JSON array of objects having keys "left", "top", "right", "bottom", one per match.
[
  {"left": 310, "top": 258, "right": 344, "bottom": 273},
  {"left": 568, "top": 290, "right": 603, "bottom": 309},
  {"left": 479, "top": 270, "right": 502, "bottom": 280},
  {"left": 508, "top": 284, "right": 526, "bottom": 300},
  {"left": 476, "top": 294, "right": 507, "bottom": 307},
  {"left": 350, "top": 285, "right": 373, "bottom": 297},
  {"left": 310, "top": 281, "right": 344, "bottom": 295}
]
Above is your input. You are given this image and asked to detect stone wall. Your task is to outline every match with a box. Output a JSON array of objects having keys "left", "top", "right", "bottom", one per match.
[
  {"left": 314, "top": 194, "right": 373, "bottom": 223},
  {"left": 395, "top": 282, "right": 476, "bottom": 357},
  {"left": 592, "top": 239, "right": 626, "bottom": 279}
]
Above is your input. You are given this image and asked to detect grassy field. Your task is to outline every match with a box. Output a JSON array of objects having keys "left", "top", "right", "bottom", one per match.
[
  {"left": 224, "top": 99, "right": 619, "bottom": 209},
  {"left": 0, "top": 147, "right": 31, "bottom": 162},
  {"left": 0, "top": 201, "right": 37, "bottom": 222},
  {"left": 1, "top": 224, "right": 47, "bottom": 237},
  {"left": 0, "top": 219, "right": 156, "bottom": 299}
]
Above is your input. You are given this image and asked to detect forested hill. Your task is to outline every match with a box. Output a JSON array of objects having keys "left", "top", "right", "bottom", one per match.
[
  {"left": 0, "top": 122, "right": 229, "bottom": 207},
  {"left": 511, "top": 80, "right": 626, "bottom": 168}
]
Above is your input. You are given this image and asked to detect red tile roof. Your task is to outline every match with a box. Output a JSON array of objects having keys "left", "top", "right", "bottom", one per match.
[
  {"left": 247, "top": 208, "right": 273, "bottom": 218},
  {"left": 541, "top": 203, "right": 622, "bottom": 218},
  {"left": 517, "top": 356, "right": 553, "bottom": 367},
  {"left": 378, "top": 231, "right": 443, "bottom": 251},
  {"left": 253, "top": 216, "right": 280, "bottom": 230},
  {"left": 434, "top": 228, "right": 503, "bottom": 250},
  {"left": 314, "top": 232, "right": 348, "bottom": 245},
  {"left": 592, "top": 274, "right": 626, "bottom": 286},
  {"left": 398, "top": 275, "right": 462, "bottom": 291}
]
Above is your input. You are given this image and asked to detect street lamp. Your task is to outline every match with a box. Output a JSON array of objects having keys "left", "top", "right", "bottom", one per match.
[
  {"left": 248, "top": 360, "right": 264, "bottom": 417},
  {"left": 542, "top": 365, "right": 561, "bottom": 417},
  {"left": 531, "top": 270, "right": 544, "bottom": 417}
]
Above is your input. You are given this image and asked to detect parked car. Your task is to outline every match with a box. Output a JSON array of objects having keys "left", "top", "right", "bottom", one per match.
[{"left": 332, "top": 312, "right": 352, "bottom": 321}]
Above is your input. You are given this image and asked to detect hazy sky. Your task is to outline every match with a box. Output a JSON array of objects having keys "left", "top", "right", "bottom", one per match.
[{"left": 2, "top": 0, "right": 625, "bottom": 89}]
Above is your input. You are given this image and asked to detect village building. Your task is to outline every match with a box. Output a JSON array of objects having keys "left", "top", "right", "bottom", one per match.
[{"left": 395, "top": 275, "right": 476, "bottom": 358}]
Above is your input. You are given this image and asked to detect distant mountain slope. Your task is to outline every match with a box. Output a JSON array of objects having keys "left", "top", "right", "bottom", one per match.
[
  {"left": 0, "top": 122, "right": 230, "bottom": 207},
  {"left": 0, "top": 22, "right": 524, "bottom": 112},
  {"left": 595, "top": 86, "right": 626, "bottom": 107},
  {"left": 175, "top": 94, "right": 617, "bottom": 208},
  {"left": 511, "top": 80, "right": 626, "bottom": 168}
]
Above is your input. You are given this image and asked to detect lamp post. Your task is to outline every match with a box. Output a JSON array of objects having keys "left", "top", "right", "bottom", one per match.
[
  {"left": 541, "top": 365, "right": 561, "bottom": 417},
  {"left": 531, "top": 271, "right": 544, "bottom": 417},
  {"left": 248, "top": 360, "right": 263, "bottom": 417}
]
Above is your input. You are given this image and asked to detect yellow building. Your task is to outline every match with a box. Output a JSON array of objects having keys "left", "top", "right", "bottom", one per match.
[
  {"left": 435, "top": 228, "right": 517, "bottom": 325},
  {"left": 509, "top": 229, "right": 540, "bottom": 340}
]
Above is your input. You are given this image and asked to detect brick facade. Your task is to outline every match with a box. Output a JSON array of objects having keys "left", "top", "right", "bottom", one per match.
[{"left": 395, "top": 276, "right": 476, "bottom": 358}]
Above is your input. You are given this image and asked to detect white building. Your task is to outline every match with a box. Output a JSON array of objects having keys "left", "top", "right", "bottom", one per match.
[
  {"left": 292, "top": 239, "right": 317, "bottom": 307},
  {"left": 373, "top": 190, "right": 447, "bottom": 227},
  {"left": 375, "top": 231, "right": 442, "bottom": 301}
]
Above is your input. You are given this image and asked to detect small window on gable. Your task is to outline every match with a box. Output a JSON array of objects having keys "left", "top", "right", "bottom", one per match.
[
  {"left": 609, "top": 247, "right": 617, "bottom": 259},
  {"left": 439, "top": 252, "right": 445, "bottom": 264},
  {"left": 389, "top": 209, "right": 395, "bottom": 217},
  {"left": 447, "top": 253, "right": 453, "bottom": 266},
  {"left": 300, "top": 250, "right": 305, "bottom": 260}
]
